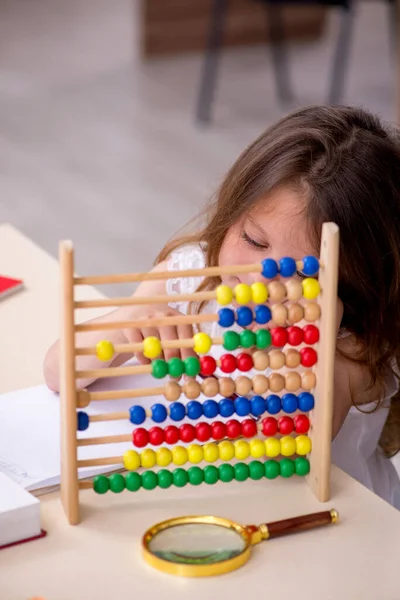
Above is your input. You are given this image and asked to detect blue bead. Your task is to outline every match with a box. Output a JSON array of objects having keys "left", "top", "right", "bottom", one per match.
[
  {"left": 219, "top": 399, "right": 235, "bottom": 418},
  {"left": 236, "top": 306, "right": 253, "bottom": 327},
  {"left": 169, "top": 402, "right": 186, "bottom": 422},
  {"left": 298, "top": 392, "right": 315, "bottom": 412},
  {"left": 129, "top": 405, "right": 146, "bottom": 425},
  {"left": 235, "top": 397, "right": 251, "bottom": 416},
  {"left": 218, "top": 308, "right": 235, "bottom": 328},
  {"left": 77, "top": 411, "right": 89, "bottom": 431},
  {"left": 251, "top": 395, "right": 266, "bottom": 417},
  {"left": 187, "top": 401, "right": 203, "bottom": 420},
  {"left": 282, "top": 393, "right": 298, "bottom": 413},
  {"left": 203, "top": 399, "right": 219, "bottom": 418},
  {"left": 266, "top": 395, "right": 281, "bottom": 415},
  {"left": 151, "top": 403, "right": 168, "bottom": 423},
  {"left": 302, "top": 256, "right": 319, "bottom": 277},
  {"left": 279, "top": 257, "right": 296, "bottom": 277},
  {"left": 261, "top": 258, "right": 278, "bottom": 279},
  {"left": 255, "top": 305, "right": 271, "bottom": 324}
]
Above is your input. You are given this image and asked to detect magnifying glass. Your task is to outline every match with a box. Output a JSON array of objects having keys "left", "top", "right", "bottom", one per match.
[{"left": 142, "top": 509, "right": 338, "bottom": 577}]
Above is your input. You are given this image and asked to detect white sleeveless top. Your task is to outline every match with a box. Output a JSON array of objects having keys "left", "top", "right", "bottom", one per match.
[{"left": 166, "top": 244, "right": 400, "bottom": 510}]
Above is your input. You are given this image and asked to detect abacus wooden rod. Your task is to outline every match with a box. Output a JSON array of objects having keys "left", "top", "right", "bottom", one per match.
[
  {"left": 78, "top": 457, "right": 123, "bottom": 468},
  {"left": 75, "top": 336, "right": 225, "bottom": 357},
  {"left": 79, "top": 481, "right": 94, "bottom": 490},
  {"left": 76, "top": 365, "right": 150, "bottom": 379},
  {"left": 79, "top": 386, "right": 164, "bottom": 404},
  {"left": 78, "top": 433, "right": 131, "bottom": 446},
  {"left": 75, "top": 290, "right": 215, "bottom": 309},
  {"left": 75, "top": 313, "right": 217, "bottom": 333}
]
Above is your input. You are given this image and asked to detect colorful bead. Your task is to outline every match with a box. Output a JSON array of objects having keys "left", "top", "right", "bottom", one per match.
[
  {"left": 236, "top": 306, "right": 253, "bottom": 327},
  {"left": 164, "top": 426, "right": 179, "bottom": 444},
  {"left": 93, "top": 475, "right": 110, "bottom": 494},
  {"left": 256, "top": 329, "right": 271, "bottom": 349},
  {"left": 203, "top": 399, "right": 219, "bottom": 418},
  {"left": 219, "top": 399, "right": 235, "bottom": 417},
  {"left": 237, "top": 352, "right": 253, "bottom": 372},
  {"left": 223, "top": 330, "right": 240, "bottom": 351},
  {"left": 200, "top": 355, "right": 217, "bottom": 376},
  {"left": 302, "top": 278, "right": 321, "bottom": 300},
  {"left": 301, "top": 372, "right": 316, "bottom": 390},
  {"left": 242, "top": 419, "right": 257, "bottom": 438},
  {"left": 220, "top": 353, "right": 237, "bottom": 373},
  {"left": 151, "top": 403, "right": 168, "bottom": 423},
  {"left": 279, "top": 416, "right": 294, "bottom": 435},
  {"left": 218, "top": 307, "right": 235, "bottom": 328},
  {"left": 268, "top": 281, "right": 286, "bottom": 303},
  {"left": 96, "top": 340, "right": 114, "bottom": 361},
  {"left": 124, "top": 450, "right": 141, "bottom": 471},
  {"left": 285, "top": 348, "right": 301, "bottom": 369},
  {"left": 158, "top": 469, "right": 173, "bottom": 489},
  {"left": 125, "top": 472, "right": 141, "bottom": 492},
  {"left": 280, "top": 458, "right": 295, "bottom": 478},
  {"left": 251, "top": 395, "right": 266, "bottom": 417},
  {"left": 169, "top": 402, "right": 186, "bottom": 421},
  {"left": 269, "top": 349, "right": 285, "bottom": 370},
  {"left": 184, "top": 356, "right": 201, "bottom": 377},
  {"left": 234, "top": 463, "right": 249, "bottom": 482},
  {"left": 226, "top": 419, "right": 242, "bottom": 439},
  {"left": 129, "top": 405, "right": 146, "bottom": 425},
  {"left": 251, "top": 282, "right": 268, "bottom": 304},
  {"left": 298, "top": 392, "right": 315, "bottom": 412},
  {"left": 300, "top": 347, "right": 318, "bottom": 367},
  {"left": 282, "top": 393, "right": 298, "bottom": 413},
  {"left": 269, "top": 373, "right": 286, "bottom": 394},
  {"left": 109, "top": 473, "right": 125, "bottom": 493},
  {"left": 195, "top": 422, "right": 211, "bottom": 442},
  {"left": 143, "top": 336, "right": 162, "bottom": 360},
  {"left": 156, "top": 447, "right": 172, "bottom": 467},
  {"left": 219, "top": 440, "right": 235, "bottom": 461},
  {"left": 265, "top": 438, "right": 281, "bottom": 457},
  {"left": 253, "top": 374, "right": 269, "bottom": 394},
  {"left": 285, "top": 372, "right": 301, "bottom": 391},
  {"left": 149, "top": 426, "right": 164, "bottom": 446},
  {"left": 216, "top": 284, "right": 233, "bottom": 305},
  {"left": 261, "top": 258, "right": 278, "bottom": 279},
  {"left": 172, "top": 446, "right": 188, "bottom": 466},
  {"left": 77, "top": 411, "right": 89, "bottom": 431},
  {"left": 203, "top": 442, "right": 219, "bottom": 462},
  {"left": 187, "top": 401, "right": 203, "bottom": 420},
  {"left": 302, "top": 256, "right": 319, "bottom": 276},
  {"left": 187, "top": 444, "right": 204, "bottom": 464},
  {"left": 219, "top": 463, "right": 235, "bottom": 483},
  {"left": 249, "top": 438, "right": 265, "bottom": 458},
  {"left": 234, "top": 283, "right": 252, "bottom": 305},
  {"left": 288, "top": 304, "right": 304, "bottom": 324},
  {"left": 295, "top": 457, "right": 310, "bottom": 476},
  {"left": 266, "top": 395, "right": 281, "bottom": 414},
  {"left": 204, "top": 465, "right": 219, "bottom": 485},
  {"left": 296, "top": 435, "right": 312, "bottom": 455},
  {"left": 240, "top": 330, "right": 256, "bottom": 348},
  {"left": 173, "top": 468, "right": 188, "bottom": 488},
  {"left": 188, "top": 466, "right": 204, "bottom": 486},
  {"left": 184, "top": 380, "right": 201, "bottom": 400},
  {"left": 211, "top": 421, "right": 226, "bottom": 440},
  {"left": 249, "top": 460, "right": 265, "bottom": 480},
  {"left": 280, "top": 435, "right": 296, "bottom": 456},
  {"left": 304, "top": 302, "right": 321, "bottom": 322},
  {"left": 236, "top": 375, "right": 253, "bottom": 396},
  {"left": 219, "top": 377, "right": 236, "bottom": 398},
  {"left": 180, "top": 423, "right": 196, "bottom": 443},
  {"left": 132, "top": 427, "right": 149, "bottom": 448},
  {"left": 294, "top": 414, "right": 310, "bottom": 434},
  {"left": 264, "top": 460, "right": 280, "bottom": 479},
  {"left": 141, "top": 449, "right": 156, "bottom": 469},
  {"left": 193, "top": 332, "right": 212, "bottom": 355},
  {"left": 287, "top": 326, "right": 303, "bottom": 346},
  {"left": 279, "top": 257, "right": 296, "bottom": 277},
  {"left": 271, "top": 327, "right": 288, "bottom": 347},
  {"left": 152, "top": 359, "right": 168, "bottom": 379},
  {"left": 255, "top": 305, "right": 271, "bottom": 324},
  {"left": 234, "top": 440, "right": 250, "bottom": 460},
  {"left": 142, "top": 471, "right": 158, "bottom": 490},
  {"left": 262, "top": 417, "right": 278, "bottom": 436},
  {"left": 168, "top": 357, "right": 184, "bottom": 378},
  {"left": 164, "top": 381, "right": 181, "bottom": 401},
  {"left": 272, "top": 305, "right": 288, "bottom": 328}
]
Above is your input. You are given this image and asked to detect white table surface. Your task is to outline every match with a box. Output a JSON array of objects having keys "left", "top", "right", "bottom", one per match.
[{"left": 1, "top": 223, "right": 399, "bottom": 600}]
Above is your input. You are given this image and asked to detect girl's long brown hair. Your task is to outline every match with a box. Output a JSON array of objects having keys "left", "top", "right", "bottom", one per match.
[{"left": 156, "top": 105, "right": 400, "bottom": 456}]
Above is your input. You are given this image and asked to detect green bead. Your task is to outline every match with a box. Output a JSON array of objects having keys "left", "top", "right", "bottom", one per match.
[
  {"left": 280, "top": 458, "right": 295, "bottom": 478},
  {"left": 184, "top": 356, "right": 200, "bottom": 377},
  {"left": 256, "top": 329, "right": 272, "bottom": 349},
  {"left": 188, "top": 466, "right": 204, "bottom": 486},
  {"left": 173, "top": 468, "right": 188, "bottom": 487},
  {"left": 152, "top": 359, "right": 168, "bottom": 379},
  {"left": 240, "top": 329, "right": 256, "bottom": 349},
  {"left": 249, "top": 460, "right": 264, "bottom": 480},
  {"left": 219, "top": 463, "right": 235, "bottom": 483},
  {"left": 158, "top": 469, "right": 173, "bottom": 489},
  {"left": 142, "top": 471, "right": 158, "bottom": 490},
  {"left": 204, "top": 465, "right": 219, "bottom": 485},
  {"left": 168, "top": 357, "right": 185, "bottom": 378},
  {"left": 125, "top": 472, "right": 142, "bottom": 492},
  {"left": 93, "top": 475, "right": 110, "bottom": 494},
  {"left": 109, "top": 473, "right": 125, "bottom": 493},
  {"left": 295, "top": 457, "right": 310, "bottom": 476},
  {"left": 223, "top": 331, "right": 240, "bottom": 351},
  {"left": 264, "top": 460, "right": 280, "bottom": 479},
  {"left": 234, "top": 462, "right": 249, "bottom": 482}
]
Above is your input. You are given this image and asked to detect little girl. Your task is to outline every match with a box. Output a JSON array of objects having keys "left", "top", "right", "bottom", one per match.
[{"left": 44, "top": 104, "right": 400, "bottom": 509}]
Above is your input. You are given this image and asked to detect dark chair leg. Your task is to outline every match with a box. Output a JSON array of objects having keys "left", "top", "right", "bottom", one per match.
[
  {"left": 196, "top": 0, "right": 228, "bottom": 124},
  {"left": 328, "top": 5, "right": 353, "bottom": 105},
  {"left": 263, "top": 2, "right": 294, "bottom": 104}
]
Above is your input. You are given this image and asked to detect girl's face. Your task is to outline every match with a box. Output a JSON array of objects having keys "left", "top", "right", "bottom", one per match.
[{"left": 219, "top": 187, "right": 315, "bottom": 287}]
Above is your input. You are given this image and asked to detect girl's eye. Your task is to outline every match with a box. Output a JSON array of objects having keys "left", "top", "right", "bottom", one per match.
[{"left": 241, "top": 230, "right": 269, "bottom": 250}]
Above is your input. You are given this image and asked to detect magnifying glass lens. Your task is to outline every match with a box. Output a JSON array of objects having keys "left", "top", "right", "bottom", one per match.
[{"left": 148, "top": 523, "right": 246, "bottom": 566}]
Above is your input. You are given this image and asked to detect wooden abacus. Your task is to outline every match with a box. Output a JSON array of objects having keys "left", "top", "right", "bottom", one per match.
[{"left": 60, "top": 222, "right": 339, "bottom": 525}]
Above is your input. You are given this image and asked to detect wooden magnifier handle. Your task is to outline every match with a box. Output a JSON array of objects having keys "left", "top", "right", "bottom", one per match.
[{"left": 263, "top": 509, "right": 338, "bottom": 540}]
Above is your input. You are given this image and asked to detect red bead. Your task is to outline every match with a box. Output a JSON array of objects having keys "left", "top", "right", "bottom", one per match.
[
  {"left": 226, "top": 419, "right": 242, "bottom": 439},
  {"left": 303, "top": 324, "right": 320, "bottom": 345},
  {"left": 262, "top": 417, "right": 278, "bottom": 436},
  {"left": 211, "top": 421, "right": 226, "bottom": 440},
  {"left": 200, "top": 355, "right": 217, "bottom": 376},
  {"left": 242, "top": 418, "right": 257, "bottom": 438},
  {"left": 148, "top": 426, "right": 164, "bottom": 446},
  {"left": 164, "top": 425, "right": 179, "bottom": 445},
  {"left": 132, "top": 427, "right": 149, "bottom": 448},
  {"left": 294, "top": 414, "right": 310, "bottom": 434},
  {"left": 300, "top": 347, "right": 318, "bottom": 367},
  {"left": 220, "top": 353, "right": 237, "bottom": 373},
  {"left": 271, "top": 327, "right": 288, "bottom": 347},
  {"left": 195, "top": 422, "right": 212, "bottom": 442},
  {"left": 287, "top": 326, "right": 303, "bottom": 346},
  {"left": 180, "top": 424, "right": 196, "bottom": 443},
  {"left": 236, "top": 352, "right": 254, "bottom": 372},
  {"left": 278, "top": 416, "right": 294, "bottom": 435}
]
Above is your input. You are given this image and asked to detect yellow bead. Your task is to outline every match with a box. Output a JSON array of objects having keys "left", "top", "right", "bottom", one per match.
[
  {"left": 140, "top": 448, "right": 156, "bottom": 469},
  {"left": 96, "top": 340, "right": 114, "bottom": 361},
  {"left": 123, "top": 450, "right": 140, "bottom": 471},
  {"left": 172, "top": 446, "right": 188, "bottom": 466},
  {"left": 234, "top": 283, "right": 252, "bottom": 305},
  {"left": 302, "top": 278, "right": 321, "bottom": 300},
  {"left": 280, "top": 436, "right": 296, "bottom": 457},
  {"left": 203, "top": 442, "right": 219, "bottom": 463},
  {"left": 249, "top": 438, "right": 266, "bottom": 458},
  {"left": 234, "top": 440, "right": 250, "bottom": 460},
  {"left": 193, "top": 332, "right": 212, "bottom": 355},
  {"left": 156, "top": 447, "right": 172, "bottom": 467},
  {"left": 265, "top": 438, "right": 281, "bottom": 458},
  {"left": 216, "top": 284, "right": 233, "bottom": 306},
  {"left": 218, "top": 440, "right": 235, "bottom": 461},
  {"left": 143, "top": 336, "right": 162, "bottom": 359},
  {"left": 187, "top": 444, "right": 204, "bottom": 464},
  {"left": 296, "top": 435, "right": 312, "bottom": 456},
  {"left": 251, "top": 282, "right": 268, "bottom": 304}
]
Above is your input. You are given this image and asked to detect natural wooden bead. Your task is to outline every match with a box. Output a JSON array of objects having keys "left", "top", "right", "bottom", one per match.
[
  {"left": 77, "top": 390, "right": 90, "bottom": 408},
  {"left": 219, "top": 377, "right": 236, "bottom": 398},
  {"left": 286, "top": 279, "right": 303, "bottom": 302},
  {"left": 271, "top": 304, "right": 287, "bottom": 326},
  {"left": 304, "top": 302, "right": 321, "bottom": 322},
  {"left": 269, "top": 373, "right": 285, "bottom": 392},
  {"left": 287, "top": 303, "right": 304, "bottom": 324},
  {"left": 268, "top": 281, "right": 286, "bottom": 303},
  {"left": 285, "top": 371, "right": 301, "bottom": 391},
  {"left": 236, "top": 376, "right": 253, "bottom": 396},
  {"left": 252, "top": 374, "right": 269, "bottom": 394},
  {"left": 285, "top": 348, "right": 301, "bottom": 368},
  {"left": 184, "top": 380, "right": 201, "bottom": 400},
  {"left": 253, "top": 351, "right": 269, "bottom": 371},
  {"left": 301, "top": 371, "right": 316, "bottom": 390},
  {"left": 164, "top": 381, "right": 182, "bottom": 401},
  {"left": 201, "top": 377, "right": 219, "bottom": 397},
  {"left": 268, "top": 349, "right": 285, "bottom": 370}
]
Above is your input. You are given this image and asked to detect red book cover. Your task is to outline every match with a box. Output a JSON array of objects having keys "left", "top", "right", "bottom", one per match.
[{"left": 0, "top": 276, "right": 24, "bottom": 300}]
